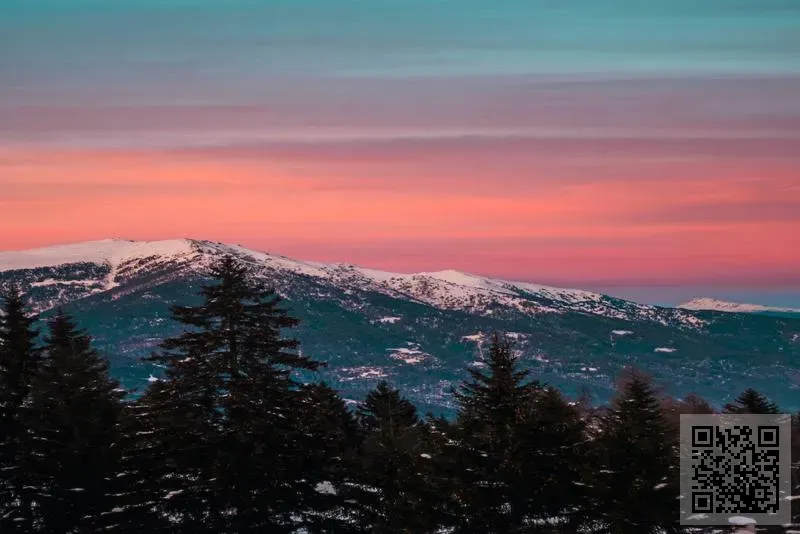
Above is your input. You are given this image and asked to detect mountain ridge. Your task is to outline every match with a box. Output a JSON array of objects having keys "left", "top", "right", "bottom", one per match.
[
  {"left": 0, "top": 238, "right": 704, "bottom": 328},
  {"left": 2, "top": 238, "right": 799, "bottom": 413},
  {"left": 679, "top": 296, "right": 800, "bottom": 315}
]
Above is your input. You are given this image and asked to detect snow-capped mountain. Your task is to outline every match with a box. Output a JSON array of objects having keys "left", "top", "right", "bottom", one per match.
[
  {"left": 0, "top": 238, "right": 703, "bottom": 327},
  {"left": 679, "top": 297, "right": 800, "bottom": 315},
  {"left": 2, "top": 239, "right": 799, "bottom": 413}
]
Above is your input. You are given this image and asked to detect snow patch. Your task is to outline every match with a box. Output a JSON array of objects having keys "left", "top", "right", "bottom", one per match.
[
  {"left": 30, "top": 278, "right": 98, "bottom": 288},
  {"left": 338, "top": 366, "right": 387, "bottom": 382},
  {"left": 386, "top": 345, "right": 428, "bottom": 365},
  {"left": 504, "top": 332, "right": 526, "bottom": 340},
  {"left": 314, "top": 481, "right": 337, "bottom": 495}
]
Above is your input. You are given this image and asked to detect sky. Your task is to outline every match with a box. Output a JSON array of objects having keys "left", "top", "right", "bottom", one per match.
[{"left": 1, "top": 0, "right": 799, "bottom": 303}]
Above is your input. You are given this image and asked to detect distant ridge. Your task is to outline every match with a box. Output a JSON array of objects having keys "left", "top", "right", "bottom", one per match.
[{"left": 678, "top": 297, "right": 800, "bottom": 314}]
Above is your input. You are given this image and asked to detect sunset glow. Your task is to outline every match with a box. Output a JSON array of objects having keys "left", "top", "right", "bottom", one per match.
[{"left": 2, "top": 0, "right": 799, "bottom": 286}]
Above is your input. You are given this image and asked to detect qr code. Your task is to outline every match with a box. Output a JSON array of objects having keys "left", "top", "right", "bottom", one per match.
[{"left": 680, "top": 414, "right": 791, "bottom": 526}]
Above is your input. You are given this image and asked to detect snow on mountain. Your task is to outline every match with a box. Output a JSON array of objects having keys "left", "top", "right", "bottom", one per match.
[
  {"left": 0, "top": 238, "right": 705, "bottom": 328},
  {"left": 679, "top": 297, "right": 800, "bottom": 314},
  {"left": 0, "top": 239, "right": 196, "bottom": 272},
  {"left": 6, "top": 239, "right": 800, "bottom": 413}
]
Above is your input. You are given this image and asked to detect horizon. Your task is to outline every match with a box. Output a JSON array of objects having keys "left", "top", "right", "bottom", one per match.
[{"left": 2, "top": 0, "right": 799, "bottom": 291}]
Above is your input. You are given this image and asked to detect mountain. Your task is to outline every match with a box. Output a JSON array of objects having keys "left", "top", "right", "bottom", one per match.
[
  {"left": 679, "top": 297, "right": 800, "bottom": 316},
  {"left": 2, "top": 239, "right": 799, "bottom": 413}
]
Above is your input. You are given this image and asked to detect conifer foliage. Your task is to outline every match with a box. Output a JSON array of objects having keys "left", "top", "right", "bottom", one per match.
[
  {"left": 21, "top": 311, "right": 125, "bottom": 532},
  {"left": 138, "top": 255, "right": 324, "bottom": 532},
  {"left": 354, "top": 381, "right": 441, "bottom": 533},
  {"left": 723, "top": 388, "right": 780, "bottom": 414},
  {"left": 591, "top": 369, "right": 678, "bottom": 534},
  {"left": 452, "top": 333, "right": 590, "bottom": 532},
  {"left": 0, "top": 285, "right": 40, "bottom": 531}
]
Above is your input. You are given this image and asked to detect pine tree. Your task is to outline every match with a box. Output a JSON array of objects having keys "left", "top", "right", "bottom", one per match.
[
  {"left": 354, "top": 381, "right": 440, "bottom": 533},
  {"left": 451, "top": 332, "right": 542, "bottom": 532},
  {"left": 112, "top": 394, "right": 174, "bottom": 532},
  {"left": 723, "top": 388, "right": 780, "bottom": 414},
  {"left": 142, "top": 255, "right": 322, "bottom": 532},
  {"left": 518, "top": 387, "right": 590, "bottom": 531},
  {"left": 0, "top": 285, "right": 40, "bottom": 531},
  {"left": 20, "top": 311, "right": 124, "bottom": 533},
  {"left": 591, "top": 368, "right": 678, "bottom": 534},
  {"left": 293, "top": 382, "right": 362, "bottom": 532}
]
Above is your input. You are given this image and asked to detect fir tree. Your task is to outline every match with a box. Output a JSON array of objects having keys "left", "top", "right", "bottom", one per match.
[
  {"left": 518, "top": 387, "right": 590, "bottom": 531},
  {"left": 591, "top": 369, "right": 678, "bottom": 534},
  {"left": 0, "top": 285, "right": 40, "bottom": 531},
  {"left": 451, "top": 332, "right": 542, "bottom": 532},
  {"left": 142, "top": 255, "right": 322, "bottom": 532},
  {"left": 112, "top": 395, "right": 174, "bottom": 532},
  {"left": 20, "top": 311, "right": 124, "bottom": 533},
  {"left": 294, "top": 382, "right": 362, "bottom": 532},
  {"left": 723, "top": 388, "right": 780, "bottom": 414},
  {"left": 354, "top": 381, "right": 440, "bottom": 533}
]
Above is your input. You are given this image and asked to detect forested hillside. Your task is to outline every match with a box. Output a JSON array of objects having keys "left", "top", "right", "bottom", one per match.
[{"left": 1, "top": 256, "right": 797, "bottom": 533}]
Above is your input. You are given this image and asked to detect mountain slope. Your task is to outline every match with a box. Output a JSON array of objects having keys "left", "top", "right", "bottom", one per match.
[{"left": 2, "top": 239, "right": 799, "bottom": 413}]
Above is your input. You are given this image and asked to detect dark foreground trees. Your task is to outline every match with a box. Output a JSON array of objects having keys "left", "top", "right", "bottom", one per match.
[
  {"left": 0, "top": 285, "right": 40, "bottom": 531},
  {"left": 21, "top": 312, "right": 125, "bottom": 532},
  {"left": 451, "top": 333, "right": 590, "bottom": 533},
  {"left": 0, "top": 264, "right": 791, "bottom": 533},
  {"left": 590, "top": 369, "right": 678, "bottom": 534},
  {"left": 131, "top": 256, "right": 329, "bottom": 533}
]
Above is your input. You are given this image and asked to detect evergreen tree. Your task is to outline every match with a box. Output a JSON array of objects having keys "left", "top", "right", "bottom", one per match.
[
  {"left": 591, "top": 369, "right": 678, "bottom": 534},
  {"left": 0, "top": 285, "right": 40, "bottom": 531},
  {"left": 451, "top": 332, "right": 542, "bottom": 532},
  {"left": 112, "top": 395, "right": 174, "bottom": 532},
  {"left": 723, "top": 388, "right": 780, "bottom": 414},
  {"left": 20, "top": 311, "right": 124, "bottom": 533},
  {"left": 293, "top": 382, "right": 362, "bottom": 532},
  {"left": 518, "top": 387, "right": 590, "bottom": 532},
  {"left": 354, "top": 381, "right": 440, "bottom": 533},
  {"left": 142, "top": 255, "right": 322, "bottom": 532}
]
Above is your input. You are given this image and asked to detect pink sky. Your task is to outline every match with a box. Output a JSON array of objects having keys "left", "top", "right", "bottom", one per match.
[
  {"left": 2, "top": 141, "right": 798, "bottom": 285},
  {"left": 2, "top": 2, "right": 799, "bottom": 286}
]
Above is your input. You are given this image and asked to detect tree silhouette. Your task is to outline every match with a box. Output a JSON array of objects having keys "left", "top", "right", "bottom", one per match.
[
  {"left": 0, "top": 285, "right": 40, "bottom": 530},
  {"left": 592, "top": 368, "right": 678, "bottom": 534},
  {"left": 140, "top": 255, "right": 322, "bottom": 532},
  {"left": 723, "top": 388, "right": 780, "bottom": 414},
  {"left": 20, "top": 311, "right": 124, "bottom": 532}
]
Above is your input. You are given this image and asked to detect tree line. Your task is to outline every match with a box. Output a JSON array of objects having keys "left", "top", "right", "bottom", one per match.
[{"left": 1, "top": 256, "right": 797, "bottom": 533}]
